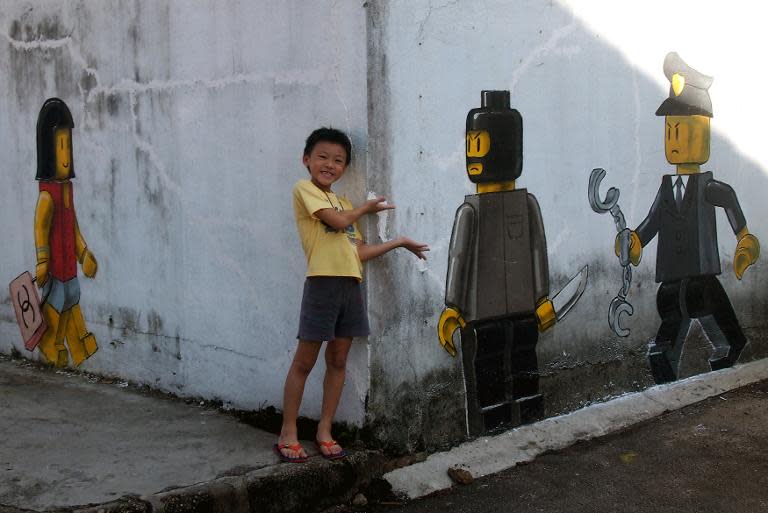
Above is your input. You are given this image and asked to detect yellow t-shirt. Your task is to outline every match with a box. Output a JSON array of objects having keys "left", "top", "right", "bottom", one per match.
[{"left": 293, "top": 179, "right": 363, "bottom": 280}]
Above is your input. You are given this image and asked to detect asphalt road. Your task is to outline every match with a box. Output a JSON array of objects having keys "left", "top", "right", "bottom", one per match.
[{"left": 351, "top": 380, "right": 768, "bottom": 513}]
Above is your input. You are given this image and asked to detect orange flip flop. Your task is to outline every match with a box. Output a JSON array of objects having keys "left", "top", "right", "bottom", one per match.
[
  {"left": 315, "top": 439, "right": 347, "bottom": 460},
  {"left": 274, "top": 442, "right": 308, "bottom": 463}
]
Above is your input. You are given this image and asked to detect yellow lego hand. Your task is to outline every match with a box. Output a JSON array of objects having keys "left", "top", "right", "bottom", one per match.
[
  {"left": 438, "top": 307, "right": 465, "bottom": 357},
  {"left": 734, "top": 230, "right": 759, "bottom": 280},
  {"left": 614, "top": 230, "right": 642, "bottom": 266},
  {"left": 81, "top": 249, "right": 98, "bottom": 278},
  {"left": 35, "top": 259, "right": 49, "bottom": 288},
  {"left": 535, "top": 298, "right": 556, "bottom": 332}
]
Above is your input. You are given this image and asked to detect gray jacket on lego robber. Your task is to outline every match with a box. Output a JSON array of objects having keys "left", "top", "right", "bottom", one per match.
[{"left": 438, "top": 90, "right": 556, "bottom": 357}]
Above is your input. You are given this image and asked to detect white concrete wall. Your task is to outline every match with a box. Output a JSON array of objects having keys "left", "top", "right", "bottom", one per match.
[
  {"left": 0, "top": 1, "right": 369, "bottom": 424},
  {"left": 3, "top": 0, "right": 767, "bottom": 449},
  {"left": 366, "top": 0, "right": 768, "bottom": 449}
]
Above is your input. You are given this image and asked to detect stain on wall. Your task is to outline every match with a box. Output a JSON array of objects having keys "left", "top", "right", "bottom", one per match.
[
  {"left": 2, "top": 1, "right": 768, "bottom": 451},
  {"left": 364, "top": 1, "right": 768, "bottom": 450},
  {"left": 1, "top": 1, "right": 369, "bottom": 425}
]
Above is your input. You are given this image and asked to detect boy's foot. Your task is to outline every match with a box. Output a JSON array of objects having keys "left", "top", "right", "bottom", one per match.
[
  {"left": 315, "top": 439, "right": 346, "bottom": 460},
  {"left": 274, "top": 441, "right": 308, "bottom": 463}
]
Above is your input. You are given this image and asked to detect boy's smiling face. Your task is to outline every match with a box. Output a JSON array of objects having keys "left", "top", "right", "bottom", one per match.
[{"left": 304, "top": 141, "right": 349, "bottom": 192}]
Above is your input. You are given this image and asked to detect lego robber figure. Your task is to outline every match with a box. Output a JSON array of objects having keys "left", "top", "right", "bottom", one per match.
[
  {"left": 437, "top": 90, "right": 556, "bottom": 435},
  {"left": 34, "top": 98, "right": 99, "bottom": 368},
  {"left": 620, "top": 53, "right": 759, "bottom": 383}
]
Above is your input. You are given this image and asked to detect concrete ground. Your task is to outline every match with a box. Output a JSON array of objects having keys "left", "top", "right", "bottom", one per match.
[
  {"left": 0, "top": 355, "right": 280, "bottom": 510},
  {"left": 2, "top": 353, "right": 767, "bottom": 513},
  {"left": 0, "top": 354, "right": 386, "bottom": 513},
  {"left": 360, "top": 379, "right": 768, "bottom": 513}
]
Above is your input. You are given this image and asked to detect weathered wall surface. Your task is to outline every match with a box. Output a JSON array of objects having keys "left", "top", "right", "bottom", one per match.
[
  {"left": 366, "top": 0, "right": 768, "bottom": 450},
  {"left": 3, "top": 0, "right": 768, "bottom": 450},
  {"left": 0, "top": 1, "right": 369, "bottom": 424}
]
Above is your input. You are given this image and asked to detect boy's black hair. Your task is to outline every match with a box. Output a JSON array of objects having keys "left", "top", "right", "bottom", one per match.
[{"left": 303, "top": 127, "right": 352, "bottom": 165}]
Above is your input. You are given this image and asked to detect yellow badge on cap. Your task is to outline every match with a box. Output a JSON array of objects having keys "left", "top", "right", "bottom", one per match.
[{"left": 672, "top": 73, "right": 686, "bottom": 96}]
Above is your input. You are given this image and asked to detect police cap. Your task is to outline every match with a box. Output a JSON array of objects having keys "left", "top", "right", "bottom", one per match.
[{"left": 655, "top": 52, "right": 713, "bottom": 118}]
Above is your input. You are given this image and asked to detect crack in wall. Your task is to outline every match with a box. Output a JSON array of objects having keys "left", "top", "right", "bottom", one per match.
[
  {"left": 629, "top": 66, "right": 643, "bottom": 220},
  {"left": 191, "top": 343, "right": 269, "bottom": 362},
  {"left": 128, "top": 91, "right": 182, "bottom": 196},
  {"left": 4, "top": 28, "right": 101, "bottom": 128},
  {"left": 331, "top": 0, "right": 353, "bottom": 134},
  {"left": 82, "top": 317, "right": 269, "bottom": 363},
  {"left": 5, "top": 13, "right": 318, "bottom": 104},
  {"left": 5, "top": 30, "right": 99, "bottom": 89},
  {"left": 90, "top": 68, "right": 326, "bottom": 99},
  {"left": 123, "top": 97, "right": 279, "bottom": 302},
  {"left": 415, "top": 0, "right": 462, "bottom": 43},
  {"left": 4, "top": 32, "right": 71, "bottom": 50},
  {"left": 508, "top": 17, "right": 577, "bottom": 95}
]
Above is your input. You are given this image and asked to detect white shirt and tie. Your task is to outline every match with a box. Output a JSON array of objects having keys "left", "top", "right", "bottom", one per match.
[{"left": 673, "top": 175, "right": 689, "bottom": 211}]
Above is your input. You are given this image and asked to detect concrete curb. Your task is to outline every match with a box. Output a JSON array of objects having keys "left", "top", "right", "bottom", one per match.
[
  {"left": 384, "top": 359, "right": 768, "bottom": 499},
  {"left": 4, "top": 360, "right": 766, "bottom": 512},
  {"left": 1, "top": 451, "right": 387, "bottom": 513}
]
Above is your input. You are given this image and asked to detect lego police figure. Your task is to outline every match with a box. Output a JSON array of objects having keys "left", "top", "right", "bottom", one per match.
[
  {"left": 34, "top": 98, "right": 99, "bottom": 368},
  {"left": 621, "top": 53, "right": 759, "bottom": 384},
  {"left": 438, "top": 90, "right": 556, "bottom": 435}
]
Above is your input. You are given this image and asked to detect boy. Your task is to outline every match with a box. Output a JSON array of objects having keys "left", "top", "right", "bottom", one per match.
[{"left": 276, "top": 127, "right": 428, "bottom": 462}]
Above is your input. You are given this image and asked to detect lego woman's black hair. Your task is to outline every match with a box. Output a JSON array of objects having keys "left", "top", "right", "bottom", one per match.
[{"left": 36, "top": 98, "right": 75, "bottom": 180}]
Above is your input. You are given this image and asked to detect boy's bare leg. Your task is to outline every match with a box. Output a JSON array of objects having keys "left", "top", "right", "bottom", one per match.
[
  {"left": 278, "top": 340, "right": 322, "bottom": 459},
  {"left": 317, "top": 336, "right": 353, "bottom": 456}
]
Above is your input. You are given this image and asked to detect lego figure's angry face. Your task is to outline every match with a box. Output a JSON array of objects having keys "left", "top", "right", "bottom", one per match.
[
  {"left": 665, "top": 115, "right": 710, "bottom": 166},
  {"left": 465, "top": 90, "right": 523, "bottom": 184},
  {"left": 54, "top": 128, "right": 72, "bottom": 180},
  {"left": 466, "top": 130, "right": 490, "bottom": 176},
  {"left": 464, "top": 112, "right": 522, "bottom": 184}
]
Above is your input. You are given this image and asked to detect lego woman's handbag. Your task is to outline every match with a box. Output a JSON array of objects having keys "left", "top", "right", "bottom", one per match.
[{"left": 9, "top": 271, "right": 47, "bottom": 351}]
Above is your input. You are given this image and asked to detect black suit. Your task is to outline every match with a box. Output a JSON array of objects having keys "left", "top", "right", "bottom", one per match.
[{"left": 635, "top": 172, "right": 747, "bottom": 383}]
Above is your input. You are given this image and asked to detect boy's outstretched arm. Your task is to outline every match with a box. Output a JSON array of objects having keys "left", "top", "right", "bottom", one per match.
[
  {"left": 357, "top": 237, "right": 429, "bottom": 262},
  {"left": 315, "top": 196, "right": 394, "bottom": 231}
]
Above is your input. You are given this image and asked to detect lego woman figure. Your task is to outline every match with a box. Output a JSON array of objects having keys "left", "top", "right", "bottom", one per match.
[{"left": 34, "top": 98, "right": 98, "bottom": 368}]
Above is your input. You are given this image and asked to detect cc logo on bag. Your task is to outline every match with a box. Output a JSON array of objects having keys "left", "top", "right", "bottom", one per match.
[{"left": 17, "top": 284, "right": 35, "bottom": 328}]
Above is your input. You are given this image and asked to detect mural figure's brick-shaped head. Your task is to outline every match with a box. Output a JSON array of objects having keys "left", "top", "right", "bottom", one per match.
[
  {"left": 36, "top": 98, "right": 75, "bottom": 181},
  {"left": 664, "top": 115, "right": 710, "bottom": 165},
  {"left": 465, "top": 90, "right": 522, "bottom": 184},
  {"left": 655, "top": 53, "right": 713, "bottom": 166}
]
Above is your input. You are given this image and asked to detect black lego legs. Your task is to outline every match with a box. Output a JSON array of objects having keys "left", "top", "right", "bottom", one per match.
[{"left": 461, "top": 316, "right": 542, "bottom": 436}]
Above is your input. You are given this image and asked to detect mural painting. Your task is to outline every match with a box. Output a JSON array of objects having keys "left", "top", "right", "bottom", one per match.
[
  {"left": 590, "top": 53, "right": 760, "bottom": 384},
  {"left": 17, "top": 98, "right": 99, "bottom": 368},
  {"left": 438, "top": 90, "right": 587, "bottom": 435},
  {"left": 589, "top": 167, "right": 635, "bottom": 338}
]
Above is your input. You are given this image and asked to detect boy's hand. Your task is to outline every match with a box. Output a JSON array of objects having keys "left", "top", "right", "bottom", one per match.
[
  {"left": 398, "top": 237, "right": 429, "bottom": 260},
  {"left": 364, "top": 196, "right": 396, "bottom": 214}
]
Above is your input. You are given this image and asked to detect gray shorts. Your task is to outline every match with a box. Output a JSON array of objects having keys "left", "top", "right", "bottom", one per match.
[
  {"left": 42, "top": 277, "right": 80, "bottom": 313},
  {"left": 297, "top": 277, "right": 370, "bottom": 342}
]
